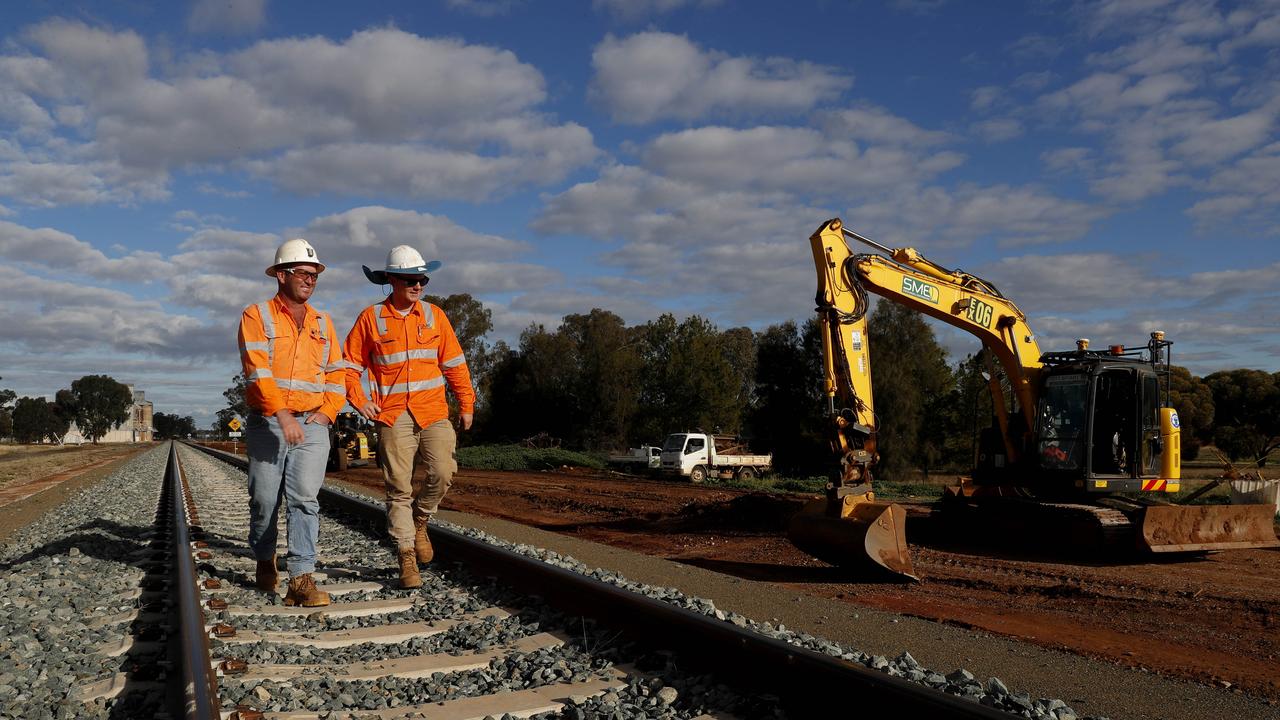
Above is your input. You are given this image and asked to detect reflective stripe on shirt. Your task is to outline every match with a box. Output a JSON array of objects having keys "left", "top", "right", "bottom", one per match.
[{"left": 376, "top": 376, "right": 446, "bottom": 396}]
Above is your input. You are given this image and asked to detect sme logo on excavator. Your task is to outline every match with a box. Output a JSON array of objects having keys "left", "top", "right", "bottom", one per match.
[{"left": 901, "top": 276, "right": 939, "bottom": 304}]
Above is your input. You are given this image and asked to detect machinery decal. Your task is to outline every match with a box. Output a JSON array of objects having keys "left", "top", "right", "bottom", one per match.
[
  {"left": 965, "top": 298, "right": 994, "bottom": 328},
  {"left": 901, "top": 276, "right": 939, "bottom": 304},
  {"left": 1142, "top": 479, "right": 1168, "bottom": 491}
]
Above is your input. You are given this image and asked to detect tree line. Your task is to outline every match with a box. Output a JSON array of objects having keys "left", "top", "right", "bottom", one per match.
[
  {"left": 0, "top": 375, "right": 135, "bottom": 444},
  {"left": 207, "top": 294, "right": 1279, "bottom": 476}
]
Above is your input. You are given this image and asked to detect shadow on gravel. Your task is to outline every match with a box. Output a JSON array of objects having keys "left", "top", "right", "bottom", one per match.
[{"left": 0, "top": 518, "right": 154, "bottom": 572}]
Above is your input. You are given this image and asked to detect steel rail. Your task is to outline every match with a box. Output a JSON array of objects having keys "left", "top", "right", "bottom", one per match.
[
  {"left": 184, "top": 441, "right": 1016, "bottom": 718},
  {"left": 168, "top": 441, "right": 221, "bottom": 720}
]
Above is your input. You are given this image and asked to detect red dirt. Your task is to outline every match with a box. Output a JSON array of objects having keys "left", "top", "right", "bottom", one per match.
[{"left": 328, "top": 465, "right": 1280, "bottom": 700}]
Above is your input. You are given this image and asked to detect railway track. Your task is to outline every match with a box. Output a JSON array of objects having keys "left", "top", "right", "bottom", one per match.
[{"left": 1, "top": 442, "right": 1064, "bottom": 719}]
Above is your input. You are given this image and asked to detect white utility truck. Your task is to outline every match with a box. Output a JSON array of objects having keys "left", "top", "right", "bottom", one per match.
[
  {"left": 659, "top": 433, "right": 772, "bottom": 483},
  {"left": 607, "top": 445, "right": 663, "bottom": 471}
]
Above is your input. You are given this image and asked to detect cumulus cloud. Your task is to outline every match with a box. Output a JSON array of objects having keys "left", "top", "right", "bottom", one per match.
[
  {"left": 589, "top": 32, "right": 851, "bottom": 123},
  {"left": 188, "top": 0, "right": 267, "bottom": 35},
  {"left": 0, "top": 23, "right": 596, "bottom": 207},
  {"left": 0, "top": 220, "right": 173, "bottom": 281},
  {"left": 971, "top": 118, "right": 1024, "bottom": 142}
]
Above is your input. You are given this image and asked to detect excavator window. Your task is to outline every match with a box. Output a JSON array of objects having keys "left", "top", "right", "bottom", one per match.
[
  {"left": 1141, "top": 373, "right": 1161, "bottom": 474},
  {"left": 1038, "top": 375, "right": 1087, "bottom": 470},
  {"left": 1090, "top": 370, "right": 1136, "bottom": 477}
]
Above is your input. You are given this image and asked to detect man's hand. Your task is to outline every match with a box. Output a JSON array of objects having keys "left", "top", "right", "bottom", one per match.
[
  {"left": 276, "top": 410, "right": 305, "bottom": 445},
  {"left": 358, "top": 401, "right": 381, "bottom": 421},
  {"left": 460, "top": 412, "right": 473, "bottom": 431},
  {"left": 305, "top": 413, "right": 330, "bottom": 426}
]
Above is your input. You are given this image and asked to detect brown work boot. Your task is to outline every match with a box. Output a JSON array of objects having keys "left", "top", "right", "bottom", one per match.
[
  {"left": 397, "top": 547, "right": 422, "bottom": 589},
  {"left": 413, "top": 516, "right": 434, "bottom": 564},
  {"left": 254, "top": 555, "right": 278, "bottom": 592},
  {"left": 283, "top": 573, "right": 330, "bottom": 607}
]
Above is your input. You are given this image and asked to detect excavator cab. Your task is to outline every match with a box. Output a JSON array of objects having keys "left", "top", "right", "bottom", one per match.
[{"left": 1033, "top": 360, "right": 1165, "bottom": 493}]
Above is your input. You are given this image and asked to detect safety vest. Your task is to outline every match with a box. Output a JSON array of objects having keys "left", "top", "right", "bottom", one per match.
[
  {"left": 343, "top": 300, "right": 474, "bottom": 427},
  {"left": 238, "top": 297, "right": 346, "bottom": 420}
]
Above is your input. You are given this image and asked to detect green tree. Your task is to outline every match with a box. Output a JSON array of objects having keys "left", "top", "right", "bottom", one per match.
[
  {"left": 154, "top": 412, "right": 197, "bottom": 439},
  {"left": 1205, "top": 369, "right": 1280, "bottom": 466},
  {"left": 0, "top": 378, "right": 15, "bottom": 438},
  {"left": 12, "top": 396, "right": 67, "bottom": 443},
  {"left": 1167, "top": 366, "right": 1213, "bottom": 461},
  {"left": 67, "top": 375, "right": 133, "bottom": 443},
  {"left": 427, "top": 293, "right": 493, "bottom": 361},
  {"left": 867, "top": 302, "right": 954, "bottom": 480},
  {"left": 560, "top": 309, "right": 642, "bottom": 449},
  {"left": 631, "top": 314, "right": 743, "bottom": 443},
  {"left": 720, "top": 326, "right": 757, "bottom": 432},
  {"left": 749, "top": 319, "right": 826, "bottom": 476},
  {"left": 215, "top": 373, "right": 249, "bottom": 435},
  {"left": 483, "top": 323, "right": 576, "bottom": 443}
]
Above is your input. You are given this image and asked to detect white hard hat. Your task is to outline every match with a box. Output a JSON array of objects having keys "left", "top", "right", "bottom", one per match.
[
  {"left": 362, "top": 245, "right": 442, "bottom": 284},
  {"left": 266, "top": 238, "right": 325, "bottom": 276}
]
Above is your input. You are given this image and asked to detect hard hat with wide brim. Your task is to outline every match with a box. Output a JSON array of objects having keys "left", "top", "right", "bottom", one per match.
[{"left": 362, "top": 245, "right": 442, "bottom": 284}]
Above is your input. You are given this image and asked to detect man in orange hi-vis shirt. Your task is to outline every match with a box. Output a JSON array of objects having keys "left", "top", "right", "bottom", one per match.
[
  {"left": 238, "top": 238, "right": 346, "bottom": 608},
  {"left": 343, "top": 246, "right": 475, "bottom": 589}
]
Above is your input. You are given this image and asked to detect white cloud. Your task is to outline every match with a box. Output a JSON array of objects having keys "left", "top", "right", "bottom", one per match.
[
  {"left": 0, "top": 220, "right": 173, "bottom": 281},
  {"left": 971, "top": 86, "right": 1004, "bottom": 111},
  {"left": 971, "top": 118, "right": 1024, "bottom": 142},
  {"left": 821, "top": 105, "right": 951, "bottom": 147},
  {"left": 847, "top": 184, "right": 1109, "bottom": 248},
  {"left": 188, "top": 0, "right": 268, "bottom": 35},
  {"left": 0, "top": 23, "right": 595, "bottom": 207},
  {"left": 1041, "top": 147, "right": 1094, "bottom": 173},
  {"left": 589, "top": 32, "right": 851, "bottom": 124}
]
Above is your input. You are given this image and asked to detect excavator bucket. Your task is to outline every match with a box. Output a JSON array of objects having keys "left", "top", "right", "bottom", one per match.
[
  {"left": 787, "top": 498, "right": 917, "bottom": 580},
  {"left": 1140, "top": 503, "right": 1280, "bottom": 553}
]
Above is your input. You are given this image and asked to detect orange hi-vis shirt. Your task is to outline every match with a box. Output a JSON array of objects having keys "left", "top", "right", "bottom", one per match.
[
  {"left": 343, "top": 300, "right": 475, "bottom": 427},
  {"left": 237, "top": 295, "right": 347, "bottom": 422}
]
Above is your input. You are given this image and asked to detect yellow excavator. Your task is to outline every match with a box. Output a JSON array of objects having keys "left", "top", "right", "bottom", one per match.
[{"left": 788, "top": 218, "right": 1279, "bottom": 580}]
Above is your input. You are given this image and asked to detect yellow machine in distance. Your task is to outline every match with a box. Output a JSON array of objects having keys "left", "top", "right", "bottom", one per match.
[
  {"left": 788, "top": 218, "right": 1279, "bottom": 580},
  {"left": 328, "top": 411, "right": 378, "bottom": 472}
]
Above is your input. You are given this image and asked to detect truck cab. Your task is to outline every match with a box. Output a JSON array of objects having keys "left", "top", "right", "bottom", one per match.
[{"left": 660, "top": 433, "right": 705, "bottom": 477}]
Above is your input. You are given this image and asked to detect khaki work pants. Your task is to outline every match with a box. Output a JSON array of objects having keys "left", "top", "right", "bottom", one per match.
[{"left": 378, "top": 413, "right": 457, "bottom": 548}]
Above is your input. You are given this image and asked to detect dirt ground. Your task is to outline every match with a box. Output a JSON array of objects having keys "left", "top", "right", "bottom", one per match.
[
  {"left": 0, "top": 442, "right": 149, "bottom": 542},
  {"left": 329, "top": 464, "right": 1280, "bottom": 701}
]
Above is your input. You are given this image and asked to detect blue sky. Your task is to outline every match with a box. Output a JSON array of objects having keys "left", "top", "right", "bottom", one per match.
[{"left": 0, "top": 0, "right": 1277, "bottom": 427}]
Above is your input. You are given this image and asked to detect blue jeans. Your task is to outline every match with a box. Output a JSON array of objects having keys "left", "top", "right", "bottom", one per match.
[{"left": 246, "top": 413, "right": 330, "bottom": 576}]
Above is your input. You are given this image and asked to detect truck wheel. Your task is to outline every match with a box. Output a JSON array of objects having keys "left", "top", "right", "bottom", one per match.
[
  {"left": 689, "top": 465, "right": 707, "bottom": 483},
  {"left": 736, "top": 467, "right": 755, "bottom": 481}
]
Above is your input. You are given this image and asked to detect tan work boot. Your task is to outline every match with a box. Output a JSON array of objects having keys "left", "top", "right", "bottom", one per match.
[
  {"left": 283, "top": 573, "right": 330, "bottom": 607},
  {"left": 255, "top": 555, "right": 278, "bottom": 592},
  {"left": 413, "top": 516, "right": 434, "bottom": 564},
  {"left": 398, "top": 547, "right": 422, "bottom": 589}
]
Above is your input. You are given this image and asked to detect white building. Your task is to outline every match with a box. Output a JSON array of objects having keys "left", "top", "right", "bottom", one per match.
[{"left": 65, "top": 385, "right": 154, "bottom": 443}]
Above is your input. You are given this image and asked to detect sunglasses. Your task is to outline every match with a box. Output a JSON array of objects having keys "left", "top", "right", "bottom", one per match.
[
  {"left": 392, "top": 275, "right": 429, "bottom": 287},
  {"left": 282, "top": 268, "right": 320, "bottom": 282}
]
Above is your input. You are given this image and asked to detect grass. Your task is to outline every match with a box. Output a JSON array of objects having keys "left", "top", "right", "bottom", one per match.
[{"left": 457, "top": 443, "right": 606, "bottom": 472}]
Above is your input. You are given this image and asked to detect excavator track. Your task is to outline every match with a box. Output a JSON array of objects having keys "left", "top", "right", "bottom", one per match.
[{"left": 935, "top": 497, "right": 1142, "bottom": 555}]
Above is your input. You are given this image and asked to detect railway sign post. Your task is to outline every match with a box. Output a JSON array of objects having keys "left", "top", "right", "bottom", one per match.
[{"left": 228, "top": 418, "right": 242, "bottom": 454}]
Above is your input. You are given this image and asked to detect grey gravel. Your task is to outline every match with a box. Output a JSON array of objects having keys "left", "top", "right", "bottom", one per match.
[{"left": 0, "top": 444, "right": 172, "bottom": 720}]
